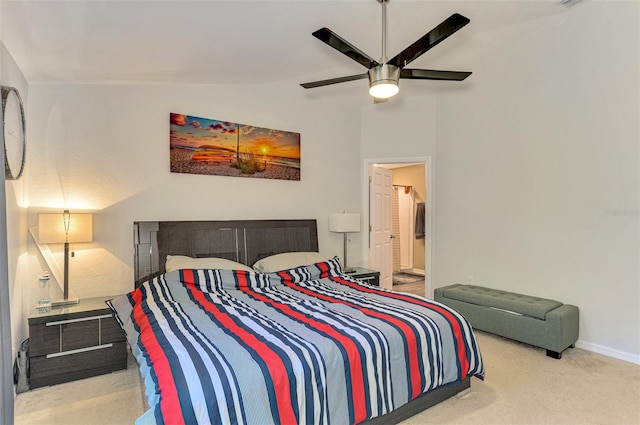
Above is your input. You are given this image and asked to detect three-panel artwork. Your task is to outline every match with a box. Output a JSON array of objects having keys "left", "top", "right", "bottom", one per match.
[{"left": 170, "top": 113, "right": 301, "bottom": 181}]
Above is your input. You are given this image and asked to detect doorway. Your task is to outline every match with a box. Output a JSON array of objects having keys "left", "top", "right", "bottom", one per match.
[{"left": 365, "top": 158, "right": 432, "bottom": 298}]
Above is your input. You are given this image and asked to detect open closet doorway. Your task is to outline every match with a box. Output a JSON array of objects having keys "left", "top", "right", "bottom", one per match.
[
  {"left": 393, "top": 184, "right": 416, "bottom": 273},
  {"left": 366, "top": 159, "right": 431, "bottom": 298}
]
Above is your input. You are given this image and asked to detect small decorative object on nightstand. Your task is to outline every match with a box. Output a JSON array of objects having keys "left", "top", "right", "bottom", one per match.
[
  {"left": 36, "top": 272, "right": 51, "bottom": 312},
  {"left": 28, "top": 296, "right": 126, "bottom": 389},
  {"left": 348, "top": 267, "right": 380, "bottom": 287},
  {"left": 38, "top": 210, "right": 93, "bottom": 307}
]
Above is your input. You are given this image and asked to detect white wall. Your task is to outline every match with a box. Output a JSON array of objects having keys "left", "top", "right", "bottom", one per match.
[
  {"left": 360, "top": 95, "right": 438, "bottom": 160},
  {"left": 25, "top": 82, "right": 364, "bottom": 303},
  {"left": 434, "top": 1, "right": 639, "bottom": 361},
  {"left": 0, "top": 41, "right": 29, "bottom": 368},
  {"left": 9, "top": 0, "right": 639, "bottom": 374}
]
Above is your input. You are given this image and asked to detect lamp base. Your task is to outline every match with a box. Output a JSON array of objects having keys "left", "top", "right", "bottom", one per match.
[{"left": 51, "top": 297, "right": 79, "bottom": 308}]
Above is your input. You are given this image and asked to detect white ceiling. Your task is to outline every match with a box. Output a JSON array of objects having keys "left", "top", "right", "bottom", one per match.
[{"left": 1, "top": 0, "right": 568, "bottom": 86}]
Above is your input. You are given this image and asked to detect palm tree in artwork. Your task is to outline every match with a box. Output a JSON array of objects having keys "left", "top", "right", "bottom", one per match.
[{"left": 236, "top": 126, "right": 241, "bottom": 165}]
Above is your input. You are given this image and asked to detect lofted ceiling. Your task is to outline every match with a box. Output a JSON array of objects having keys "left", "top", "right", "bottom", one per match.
[{"left": 0, "top": 0, "right": 568, "bottom": 87}]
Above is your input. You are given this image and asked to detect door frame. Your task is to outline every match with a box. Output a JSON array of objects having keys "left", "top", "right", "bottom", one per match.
[{"left": 362, "top": 156, "right": 434, "bottom": 298}]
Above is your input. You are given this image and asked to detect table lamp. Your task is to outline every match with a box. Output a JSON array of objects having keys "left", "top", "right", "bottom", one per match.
[
  {"left": 38, "top": 210, "right": 93, "bottom": 306},
  {"left": 329, "top": 212, "right": 360, "bottom": 273}
]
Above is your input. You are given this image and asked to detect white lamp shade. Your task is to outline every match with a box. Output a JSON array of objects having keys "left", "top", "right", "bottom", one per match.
[
  {"left": 329, "top": 213, "right": 361, "bottom": 233},
  {"left": 38, "top": 212, "right": 93, "bottom": 244}
]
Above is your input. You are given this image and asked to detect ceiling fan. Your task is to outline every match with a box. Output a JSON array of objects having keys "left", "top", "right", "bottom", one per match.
[{"left": 300, "top": 0, "right": 471, "bottom": 101}]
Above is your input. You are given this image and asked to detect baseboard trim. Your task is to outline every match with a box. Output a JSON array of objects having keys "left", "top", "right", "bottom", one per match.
[
  {"left": 411, "top": 268, "right": 425, "bottom": 276},
  {"left": 576, "top": 340, "right": 640, "bottom": 365}
]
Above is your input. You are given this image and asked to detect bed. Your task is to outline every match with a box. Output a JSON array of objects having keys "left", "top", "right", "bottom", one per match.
[{"left": 109, "top": 219, "right": 484, "bottom": 425}]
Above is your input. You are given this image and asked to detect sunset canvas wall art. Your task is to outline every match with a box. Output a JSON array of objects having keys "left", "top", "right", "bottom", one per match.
[{"left": 170, "top": 113, "right": 301, "bottom": 181}]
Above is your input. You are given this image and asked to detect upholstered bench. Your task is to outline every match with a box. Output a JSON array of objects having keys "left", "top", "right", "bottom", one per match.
[{"left": 434, "top": 284, "right": 579, "bottom": 359}]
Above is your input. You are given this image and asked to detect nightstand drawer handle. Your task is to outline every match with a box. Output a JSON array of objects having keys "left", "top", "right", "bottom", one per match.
[
  {"left": 46, "top": 314, "right": 113, "bottom": 326},
  {"left": 46, "top": 343, "right": 114, "bottom": 358}
]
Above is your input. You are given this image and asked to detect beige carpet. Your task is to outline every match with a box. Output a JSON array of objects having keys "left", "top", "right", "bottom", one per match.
[
  {"left": 15, "top": 331, "right": 640, "bottom": 425},
  {"left": 404, "top": 332, "right": 640, "bottom": 425}
]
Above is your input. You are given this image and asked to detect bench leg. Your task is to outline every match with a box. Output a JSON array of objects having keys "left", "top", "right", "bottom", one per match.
[{"left": 546, "top": 350, "right": 562, "bottom": 359}]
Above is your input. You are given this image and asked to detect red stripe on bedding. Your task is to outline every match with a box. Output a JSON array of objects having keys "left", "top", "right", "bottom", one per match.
[
  {"left": 335, "top": 276, "right": 471, "bottom": 380},
  {"left": 131, "top": 287, "right": 185, "bottom": 424},
  {"left": 244, "top": 274, "right": 369, "bottom": 424},
  {"left": 182, "top": 270, "right": 298, "bottom": 425}
]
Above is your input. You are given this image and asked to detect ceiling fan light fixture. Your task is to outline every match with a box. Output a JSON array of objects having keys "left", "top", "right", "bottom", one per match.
[
  {"left": 368, "top": 64, "right": 400, "bottom": 99},
  {"left": 369, "top": 81, "right": 399, "bottom": 99}
]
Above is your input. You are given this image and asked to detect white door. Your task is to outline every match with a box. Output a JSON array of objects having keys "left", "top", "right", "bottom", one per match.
[{"left": 369, "top": 166, "right": 393, "bottom": 289}]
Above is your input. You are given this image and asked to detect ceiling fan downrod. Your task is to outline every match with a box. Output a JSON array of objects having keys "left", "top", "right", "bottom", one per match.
[
  {"left": 380, "top": 0, "right": 388, "bottom": 63},
  {"left": 369, "top": 0, "right": 400, "bottom": 99}
]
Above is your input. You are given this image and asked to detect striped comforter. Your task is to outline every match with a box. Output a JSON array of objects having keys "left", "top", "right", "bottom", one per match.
[{"left": 109, "top": 257, "right": 484, "bottom": 425}]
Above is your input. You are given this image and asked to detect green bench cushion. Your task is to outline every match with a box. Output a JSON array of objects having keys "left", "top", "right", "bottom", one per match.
[{"left": 441, "top": 285, "right": 563, "bottom": 320}]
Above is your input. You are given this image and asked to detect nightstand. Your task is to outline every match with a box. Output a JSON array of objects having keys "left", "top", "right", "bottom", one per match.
[
  {"left": 28, "top": 295, "right": 127, "bottom": 389},
  {"left": 347, "top": 267, "right": 380, "bottom": 286}
]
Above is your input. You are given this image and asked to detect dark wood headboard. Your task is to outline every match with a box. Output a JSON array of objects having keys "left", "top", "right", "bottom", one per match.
[{"left": 133, "top": 219, "right": 318, "bottom": 286}]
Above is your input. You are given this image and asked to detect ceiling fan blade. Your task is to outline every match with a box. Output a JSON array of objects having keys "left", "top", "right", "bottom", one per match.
[
  {"left": 312, "top": 28, "right": 379, "bottom": 69},
  {"left": 301, "top": 73, "right": 368, "bottom": 89},
  {"left": 388, "top": 13, "right": 470, "bottom": 68},
  {"left": 400, "top": 68, "right": 471, "bottom": 81}
]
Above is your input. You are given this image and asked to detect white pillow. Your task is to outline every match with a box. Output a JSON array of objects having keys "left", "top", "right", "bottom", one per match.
[
  {"left": 165, "top": 255, "right": 253, "bottom": 272},
  {"left": 252, "top": 252, "right": 326, "bottom": 273}
]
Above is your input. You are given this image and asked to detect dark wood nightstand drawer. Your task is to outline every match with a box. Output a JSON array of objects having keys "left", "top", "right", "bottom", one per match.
[
  {"left": 28, "top": 296, "right": 127, "bottom": 389},
  {"left": 28, "top": 322, "right": 60, "bottom": 357},
  {"left": 30, "top": 341, "right": 127, "bottom": 389},
  {"left": 30, "top": 311, "right": 120, "bottom": 356},
  {"left": 62, "top": 319, "right": 100, "bottom": 352},
  {"left": 101, "top": 315, "right": 127, "bottom": 343}
]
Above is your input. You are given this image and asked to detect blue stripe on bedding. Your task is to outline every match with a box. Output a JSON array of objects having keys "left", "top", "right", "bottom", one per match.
[{"left": 108, "top": 257, "right": 484, "bottom": 425}]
